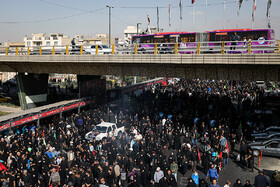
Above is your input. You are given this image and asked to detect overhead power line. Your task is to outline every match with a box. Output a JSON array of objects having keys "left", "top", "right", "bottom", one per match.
[
  {"left": 0, "top": 8, "right": 107, "bottom": 24},
  {"left": 40, "top": 0, "right": 87, "bottom": 11},
  {"left": 0, "top": 1, "right": 238, "bottom": 24}
]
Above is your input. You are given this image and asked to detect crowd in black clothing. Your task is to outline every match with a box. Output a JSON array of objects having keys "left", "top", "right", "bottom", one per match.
[{"left": 0, "top": 79, "right": 278, "bottom": 187}]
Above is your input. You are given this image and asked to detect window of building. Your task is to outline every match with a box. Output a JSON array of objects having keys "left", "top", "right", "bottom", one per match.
[
  {"left": 54, "top": 41, "right": 58, "bottom": 46},
  {"left": 46, "top": 42, "right": 50, "bottom": 46},
  {"left": 27, "top": 41, "right": 31, "bottom": 46}
]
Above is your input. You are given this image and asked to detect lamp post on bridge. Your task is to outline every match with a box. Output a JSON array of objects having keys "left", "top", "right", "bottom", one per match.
[
  {"left": 106, "top": 5, "right": 114, "bottom": 46},
  {"left": 136, "top": 23, "right": 141, "bottom": 35}
]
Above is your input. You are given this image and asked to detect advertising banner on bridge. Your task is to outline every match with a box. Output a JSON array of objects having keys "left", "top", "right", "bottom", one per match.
[
  {"left": 62, "top": 103, "right": 80, "bottom": 111},
  {"left": 0, "top": 123, "right": 10, "bottom": 132},
  {"left": 39, "top": 108, "right": 61, "bottom": 118},
  {"left": 11, "top": 115, "right": 38, "bottom": 127}
]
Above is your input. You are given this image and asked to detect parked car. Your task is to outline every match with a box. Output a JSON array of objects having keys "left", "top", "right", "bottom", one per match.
[
  {"left": 85, "top": 122, "right": 124, "bottom": 141},
  {"left": 253, "top": 134, "right": 280, "bottom": 142},
  {"left": 251, "top": 126, "right": 280, "bottom": 137},
  {"left": 249, "top": 139, "right": 280, "bottom": 157}
]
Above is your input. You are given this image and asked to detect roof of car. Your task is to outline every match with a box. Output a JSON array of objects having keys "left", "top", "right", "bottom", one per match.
[{"left": 96, "top": 122, "right": 116, "bottom": 127}]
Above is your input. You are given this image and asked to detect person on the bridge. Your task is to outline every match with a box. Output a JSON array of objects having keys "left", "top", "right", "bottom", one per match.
[
  {"left": 71, "top": 38, "right": 75, "bottom": 49},
  {"left": 230, "top": 32, "right": 240, "bottom": 52}
]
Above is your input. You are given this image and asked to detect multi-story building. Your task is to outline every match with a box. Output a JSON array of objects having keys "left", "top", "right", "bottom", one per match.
[
  {"left": 73, "top": 35, "right": 84, "bottom": 45},
  {"left": 82, "top": 34, "right": 117, "bottom": 46},
  {"left": 24, "top": 33, "right": 71, "bottom": 47},
  {"left": 124, "top": 26, "right": 142, "bottom": 44}
]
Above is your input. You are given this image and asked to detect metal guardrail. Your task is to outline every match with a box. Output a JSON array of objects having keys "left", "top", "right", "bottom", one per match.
[{"left": 0, "top": 40, "right": 279, "bottom": 55}]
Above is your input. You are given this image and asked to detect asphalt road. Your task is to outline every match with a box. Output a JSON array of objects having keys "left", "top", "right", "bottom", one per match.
[{"left": 175, "top": 149, "right": 279, "bottom": 187}]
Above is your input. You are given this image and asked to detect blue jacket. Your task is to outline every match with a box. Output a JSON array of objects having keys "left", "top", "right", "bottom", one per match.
[
  {"left": 207, "top": 168, "right": 218, "bottom": 180},
  {"left": 45, "top": 151, "right": 53, "bottom": 159}
]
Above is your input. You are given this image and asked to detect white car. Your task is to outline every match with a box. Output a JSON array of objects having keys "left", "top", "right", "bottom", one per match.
[
  {"left": 85, "top": 45, "right": 116, "bottom": 55},
  {"left": 85, "top": 45, "right": 104, "bottom": 55},
  {"left": 85, "top": 122, "right": 124, "bottom": 141}
]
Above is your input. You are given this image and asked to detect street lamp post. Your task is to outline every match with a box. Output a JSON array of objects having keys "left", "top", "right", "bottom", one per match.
[
  {"left": 106, "top": 5, "right": 114, "bottom": 46},
  {"left": 136, "top": 23, "right": 141, "bottom": 35}
]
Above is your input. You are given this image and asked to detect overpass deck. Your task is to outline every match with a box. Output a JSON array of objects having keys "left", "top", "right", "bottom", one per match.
[{"left": 0, "top": 54, "right": 279, "bottom": 81}]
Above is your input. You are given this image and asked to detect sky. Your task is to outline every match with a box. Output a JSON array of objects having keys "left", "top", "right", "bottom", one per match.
[{"left": 0, "top": 0, "right": 279, "bottom": 42}]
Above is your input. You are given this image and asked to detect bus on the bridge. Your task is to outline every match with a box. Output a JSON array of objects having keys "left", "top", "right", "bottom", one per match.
[{"left": 131, "top": 28, "right": 275, "bottom": 54}]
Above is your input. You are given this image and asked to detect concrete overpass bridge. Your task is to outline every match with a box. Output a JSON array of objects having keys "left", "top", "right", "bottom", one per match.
[
  {"left": 0, "top": 53, "right": 279, "bottom": 110},
  {"left": 0, "top": 54, "right": 279, "bottom": 81}
]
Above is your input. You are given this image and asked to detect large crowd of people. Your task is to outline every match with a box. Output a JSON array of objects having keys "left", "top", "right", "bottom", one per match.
[{"left": 0, "top": 79, "right": 279, "bottom": 187}]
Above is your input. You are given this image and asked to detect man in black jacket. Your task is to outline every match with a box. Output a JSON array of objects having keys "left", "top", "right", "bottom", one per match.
[
  {"left": 22, "top": 170, "right": 32, "bottom": 186},
  {"left": 254, "top": 170, "right": 268, "bottom": 187}
]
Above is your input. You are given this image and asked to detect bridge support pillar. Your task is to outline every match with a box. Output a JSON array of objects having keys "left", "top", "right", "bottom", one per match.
[
  {"left": 16, "top": 73, "right": 49, "bottom": 110},
  {"left": 77, "top": 75, "right": 106, "bottom": 105}
]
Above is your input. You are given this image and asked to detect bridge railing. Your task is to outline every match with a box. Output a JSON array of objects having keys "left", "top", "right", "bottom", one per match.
[{"left": 0, "top": 40, "right": 279, "bottom": 55}]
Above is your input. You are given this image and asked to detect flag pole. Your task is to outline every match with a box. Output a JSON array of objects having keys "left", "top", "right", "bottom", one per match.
[
  {"left": 193, "top": 4, "right": 195, "bottom": 25},
  {"left": 251, "top": 1, "right": 254, "bottom": 29},
  {"left": 205, "top": 0, "right": 208, "bottom": 30},
  {"left": 157, "top": 7, "right": 159, "bottom": 32},
  {"left": 236, "top": 0, "right": 239, "bottom": 29},
  {"left": 223, "top": 0, "right": 226, "bottom": 29}
]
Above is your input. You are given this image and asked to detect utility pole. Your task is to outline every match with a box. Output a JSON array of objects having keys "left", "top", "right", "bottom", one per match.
[
  {"left": 136, "top": 23, "right": 141, "bottom": 35},
  {"left": 106, "top": 5, "right": 114, "bottom": 46}
]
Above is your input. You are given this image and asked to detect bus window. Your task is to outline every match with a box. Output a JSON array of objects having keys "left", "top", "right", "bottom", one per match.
[
  {"left": 180, "top": 34, "right": 195, "bottom": 43},
  {"left": 239, "top": 30, "right": 268, "bottom": 41},
  {"left": 141, "top": 36, "right": 154, "bottom": 43},
  {"left": 180, "top": 36, "right": 188, "bottom": 43},
  {"left": 170, "top": 37, "right": 176, "bottom": 43}
]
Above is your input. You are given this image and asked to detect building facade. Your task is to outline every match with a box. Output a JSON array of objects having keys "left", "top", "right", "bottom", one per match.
[
  {"left": 124, "top": 26, "right": 142, "bottom": 44},
  {"left": 24, "top": 33, "right": 71, "bottom": 47}
]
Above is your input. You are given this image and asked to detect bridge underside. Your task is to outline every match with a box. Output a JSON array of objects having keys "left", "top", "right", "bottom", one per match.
[{"left": 0, "top": 54, "right": 279, "bottom": 81}]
